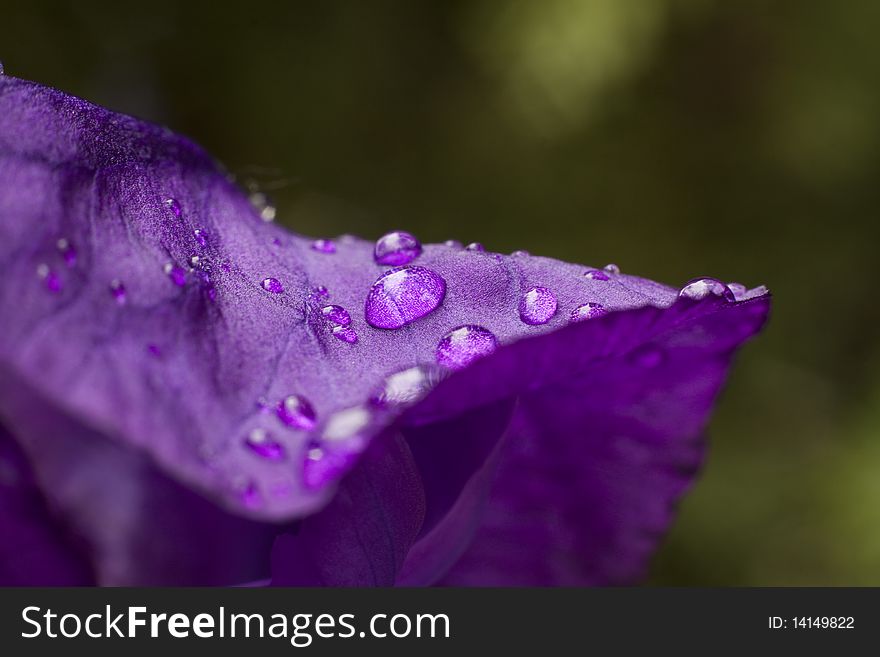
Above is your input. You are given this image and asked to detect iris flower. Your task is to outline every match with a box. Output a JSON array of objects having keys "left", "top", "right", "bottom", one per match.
[{"left": 0, "top": 74, "right": 770, "bottom": 586}]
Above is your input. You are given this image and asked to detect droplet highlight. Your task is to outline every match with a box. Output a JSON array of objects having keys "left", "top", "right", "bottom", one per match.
[
  {"left": 365, "top": 266, "right": 446, "bottom": 329},
  {"left": 164, "top": 197, "right": 182, "bottom": 218},
  {"left": 374, "top": 231, "right": 422, "bottom": 266},
  {"left": 436, "top": 325, "right": 497, "bottom": 370},
  {"left": 518, "top": 286, "right": 558, "bottom": 325}
]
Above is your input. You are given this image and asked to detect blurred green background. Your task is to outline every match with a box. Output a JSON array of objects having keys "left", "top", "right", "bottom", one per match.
[{"left": 2, "top": 0, "right": 879, "bottom": 585}]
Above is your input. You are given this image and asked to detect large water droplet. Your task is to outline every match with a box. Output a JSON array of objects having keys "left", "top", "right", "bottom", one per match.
[
  {"left": 56, "top": 238, "right": 77, "bottom": 267},
  {"left": 331, "top": 325, "right": 359, "bottom": 343},
  {"left": 311, "top": 239, "right": 336, "bottom": 254},
  {"left": 603, "top": 263, "right": 620, "bottom": 275},
  {"left": 276, "top": 394, "right": 317, "bottom": 430},
  {"left": 679, "top": 277, "right": 735, "bottom": 303},
  {"left": 569, "top": 302, "right": 606, "bottom": 322},
  {"left": 244, "top": 428, "right": 286, "bottom": 461},
  {"left": 163, "top": 262, "right": 187, "bottom": 287},
  {"left": 518, "top": 286, "right": 558, "bottom": 325},
  {"left": 365, "top": 266, "right": 446, "bottom": 329},
  {"left": 261, "top": 277, "right": 284, "bottom": 294},
  {"left": 109, "top": 279, "right": 127, "bottom": 304},
  {"left": 37, "top": 264, "right": 62, "bottom": 293},
  {"left": 584, "top": 269, "right": 609, "bottom": 281},
  {"left": 465, "top": 242, "right": 485, "bottom": 252},
  {"left": 320, "top": 304, "right": 351, "bottom": 326},
  {"left": 436, "top": 325, "right": 497, "bottom": 370},
  {"left": 164, "top": 197, "right": 182, "bottom": 218},
  {"left": 374, "top": 231, "right": 422, "bottom": 266}
]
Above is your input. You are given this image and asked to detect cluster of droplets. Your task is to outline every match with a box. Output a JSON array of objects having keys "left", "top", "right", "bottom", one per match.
[{"left": 321, "top": 304, "right": 358, "bottom": 343}]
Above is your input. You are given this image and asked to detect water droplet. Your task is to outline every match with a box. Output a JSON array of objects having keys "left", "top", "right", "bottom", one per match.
[
  {"left": 323, "top": 406, "right": 371, "bottom": 442},
  {"left": 261, "top": 277, "right": 284, "bottom": 294},
  {"left": 679, "top": 277, "right": 735, "bottom": 303},
  {"left": 188, "top": 255, "right": 201, "bottom": 268},
  {"left": 320, "top": 304, "right": 351, "bottom": 326},
  {"left": 465, "top": 242, "right": 485, "bottom": 252},
  {"left": 331, "top": 325, "right": 358, "bottom": 343},
  {"left": 164, "top": 197, "right": 182, "bottom": 218},
  {"left": 302, "top": 446, "right": 356, "bottom": 491},
  {"left": 163, "top": 262, "right": 187, "bottom": 287},
  {"left": 603, "top": 263, "right": 620, "bottom": 275},
  {"left": 511, "top": 250, "right": 530, "bottom": 257},
  {"left": 436, "top": 325, "right": 497, "bottom": 370},
  {"left": 276, "top": 394, "right": 317, "bottom": 430},
  {"left": 260, "top": 205, "right": 276, "bottom": 222},
  {"left": 584, "top": 269, "right": 610, "bottom": 281},
  {"left": 56, "top": 238, "right": 77, "bottom": 267},
  {"left": 444, "top": 239, "right": 462, "bottom": 248},
  {"left": 37, "top": 264, "right": 62, "bottom": 293},
  {"left": 0, "top": 62, "right": 4, "bottom": 75},
  {"left": 244, "top": 428, "right": 286, "bottom": 461},
  {"left": 727, "top": 282, "right": 747, "bottom": 298},
  {"left": 629, "top": 344, "right": 665, "bottom": 369},
  {"left": 374, "top": 230, "right": 422, "bottom": 266},
  {"left": 518, "top": 286, "right": 558, "bottom": 325},
  {"left": 371, "top": 366, "right": 434, "bottom": 407},
  {"left": 311, "top": 239, "right": 336, "bottom": 254},
  {"left": 365, "top": 266, "right": 446, "bottom": 329},
  {"left": 109, "top": 279, "right": 127, "bottom": 304},
  {"left": 312, "top": 285, "right": 329, "bottom": 298},
  {"left": 569, "top": 302, "right": 607, "bottom": 322},
  {"left": 239, "top": 482, "right": 262, "bottom": 509},
  {"left": 193, "top": 228, "right": 208, "bottom": 247}
]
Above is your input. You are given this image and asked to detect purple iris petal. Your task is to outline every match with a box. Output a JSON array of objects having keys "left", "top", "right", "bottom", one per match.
[{"left": 0, "top": 75, "right": 770, "bottom": 586}]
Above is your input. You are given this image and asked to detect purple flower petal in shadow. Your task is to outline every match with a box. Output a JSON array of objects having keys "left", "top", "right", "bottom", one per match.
[{"left": 0, "top": 74, "right": 770, "bottom": 585}]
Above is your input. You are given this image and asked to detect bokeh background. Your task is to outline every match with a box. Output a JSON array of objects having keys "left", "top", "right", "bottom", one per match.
[{"left": 2, "top": 0, "right": 879, "bottom": 585}]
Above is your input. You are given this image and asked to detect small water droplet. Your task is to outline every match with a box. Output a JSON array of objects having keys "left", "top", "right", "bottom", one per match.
[
  {"left": 603, "top": 263, "right": 620, "bottom": 275},
  {"left": 511, "top": 250, "right": 530, "bottom": 257},
  {"left": 164, "top": 197, "right": 182, "bottom": 218},
  {"left": 323, "top": 406, "right": 371, "bottom": 442},
  {"left": 311, "top": 239, "right": 336, "bottom": 253},
  {"left": 244, "top": 428, "right": 287, "bottom": 461},
  {"left": 56, "top": 238, "right": 77, "bottom": 267},
  {"left": 584, "top": 269, "right": 610, "bottom": 281},
  {"left": 276, "top": 394, "right": 317, "bottom": 430},
  {"left": 109, "top": 279, "right": 127, "bottom": 304},
  {"left": 370, "top": 366, "right": 435, "bottom": 407},
  {"left": 260, "top": 205, "right": 276, "bottom": 222},
  {"left": 465, "top": 242, "right": 485, "bottom": 252},
  {"left": 569, "top": 302, "right": 606, "bottom": 322},
  {"left": 331, "top": 325, "right": 358, "bottom": 343},
  {"left": 518, "top": 286, "right": 558, "bottom": 325},
  {"left": 374, "top": 230, "right": 422, "bottom": 266},
  {"left": 261, "top": 277, "right": 284, "bottom": 294},
  {"left": 37, "top": 263, "right": 62, "bottom": 293},
  {"left": 193, "top": 228, "right": 208, "bottom": 247},
  {"left": 365, "top": 266, "right": 446, "bottom": 329},
  {"left": 239, "top": 482, "right": 262, "bottom": 509},
  {"left": 163, "top": 262, "right": 187, "bottom": 287},
  {"left": 444, "top": 239, "right": 462, "bottom": 248},
  {"left": 320, "top": 304, "right": 351, "bottom": 326},
  {"left": 302, "top": 446, "right": 357, "bottom": 491},
  {"left": 679, "top": 277, "right": 735, "bottom": 303},
  {"left": 188, "top": 255, "right": 201, "bottom": 268},
  {"left": 436, "top": 325, "right": 497, "bottom": 370}
]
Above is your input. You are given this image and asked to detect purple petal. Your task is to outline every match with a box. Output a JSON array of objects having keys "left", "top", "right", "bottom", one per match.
[{"left": 0, "top": 75, "right": 770, "bottom": 585}]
